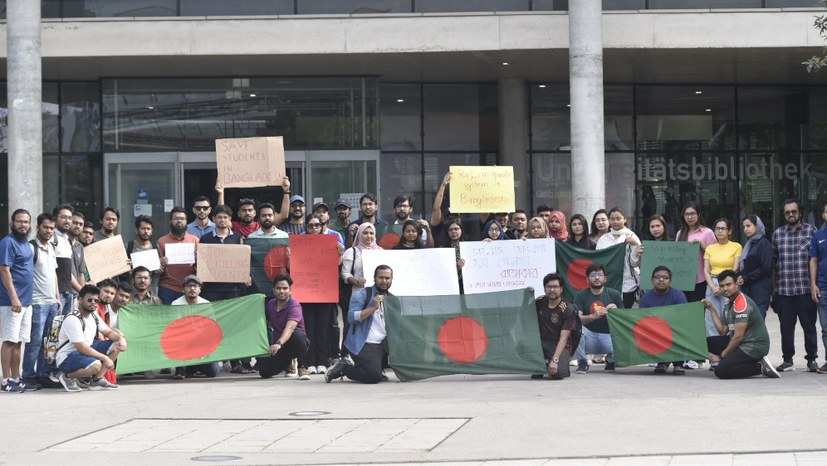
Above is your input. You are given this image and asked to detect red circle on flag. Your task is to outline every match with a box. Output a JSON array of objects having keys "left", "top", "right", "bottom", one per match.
[
  {"left": 161, "top": 315, "right": 223, "bottom": 361},
  {"left": 264, "top": 247, "right": 289, "bottom": 282},
  {"left": 437, "top": 316, "right": 488, "bottom": 364},
  {"left": 567, "top": 259, "right": 593, "bottom": 290},
  {"left": 378, "top": 232, "right": 401, "bottom": 250},
  {"left": 632, "top": 316, "right": 673, "bottom": 355}
]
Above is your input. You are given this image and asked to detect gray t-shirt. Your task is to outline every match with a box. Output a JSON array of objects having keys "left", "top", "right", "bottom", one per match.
[{"left": 32, "top": 240, "right": 59, "bottom": 305}]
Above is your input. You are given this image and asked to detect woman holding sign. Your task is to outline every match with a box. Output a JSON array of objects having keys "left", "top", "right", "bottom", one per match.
[{"left": 341, "top": 223, "right": 383, "bottom": 357}]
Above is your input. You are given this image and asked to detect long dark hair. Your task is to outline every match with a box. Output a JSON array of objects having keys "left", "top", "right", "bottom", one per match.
[
  {"left": 643, "top": 214, "right": 672, "bottom": 241},
  {"left": 569, "top": 214, "right": 589, "bottom": 240},
  {"left": 397, "top": 219, "right": 423, "bottom": 248},
  {"left": 677, "top": 201, "right": 706, "bottom": 242},
  {"left": 590, "top": 209, "right": 608, "bottom": 238},
  {"left": 445, "top": 219, "right": 465, "bottom": 245}
]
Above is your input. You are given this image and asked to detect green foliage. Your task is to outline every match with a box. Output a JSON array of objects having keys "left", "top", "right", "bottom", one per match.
[{"left": 804, "top": 2, "right": 827, "bottom": 72}]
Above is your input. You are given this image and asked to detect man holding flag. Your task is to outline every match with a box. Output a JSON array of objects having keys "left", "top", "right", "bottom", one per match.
[
  {"left": 574, "top": 263, "right": 624, "bottom": 373},
  {"left": 704, "top": 269, "right": 780, "bottom": 379},
  {"left": 639, "top": 266, "right": 689, "bottom": 375},
  {"left": 533, "top": 273, "right": 578, "bottom": 380}
]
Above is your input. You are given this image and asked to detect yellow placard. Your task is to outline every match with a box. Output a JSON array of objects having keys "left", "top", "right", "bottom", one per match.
[
  {"left": 215, "top": 136, "right": 285, "bottom": 188},
  {"left": 448, "top": 165, "right": 515, "bottom": 213},
  {"left": 196, "top": 243, "right": 252, "bottom": 283},
  {"left": 84, "top": 235, "right": 131, "bottom": 284}
]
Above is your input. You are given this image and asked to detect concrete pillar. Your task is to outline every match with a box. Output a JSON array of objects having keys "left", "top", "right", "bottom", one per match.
[
  {"left": 498, "top": 78, "right": 530, "bottom": 212},
  {"left": 568, "top": 0, "right": 605, "bottom": 217},
  {"left": 7, "top": 0, "right": 43, "bottom": 219}
]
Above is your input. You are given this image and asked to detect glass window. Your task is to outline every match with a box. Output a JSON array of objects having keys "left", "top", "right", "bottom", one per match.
[
  {"left": 423, "top": 84, "right": 496, "bottom": 151},
  {"left": 804, "top": 88, "right": 827, "bottom": 151},
  {"left": 415, "top": 0, "right": 528, "bottom": 12},
  {"left": 379, "top": 152, "right": 423, "bottom": 220},
  {"left": 43, "top": 155, "right": 60, "bottom": 210},
  {"left": 532, "top": 152, "right": 572, "bottom": 215},
  {"left": 180, "top": 0, "right": 293, "bottom": 15},
  {"left": 738, "top": 87, "right": 808, "bottom": 151},
  {"left": 533, "top": 0, "right": 646, "bottom": 11},
  {"left": 381, "top": 84, "right": 421, "bottom": 151},
  {"left": 649, "top": 0, "right": 762, "bottom": 8},
  {"left": 61, "top": 0, "right": 177, "bottom": 18},
  {"left": 61, "top": 82, "right": 101, "bottom": 153},
  {"left": 803, "top": 152, "right": 827, "bottom": 229},
  {"left": 43, "top": 83, "right": 60, "bottom": 154},
  {"left": 63, "top": 154, "right": 103, "bottom": 220},
  {"left": 298, "top": 0, "right": 412, "bottom": 14}
]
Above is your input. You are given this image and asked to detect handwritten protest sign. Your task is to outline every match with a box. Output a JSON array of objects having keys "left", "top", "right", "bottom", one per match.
[
  {"left": 215, "top": 136, "right": 285, "bottom": 188},
  {"left": 362, "top": 248, "right": 459, "bottom": 296},
  {"left": 130, "top": 248, "right": 161, "bottom": 272},
  {"left": 449, "top": 165, "right": 515, "bottom": 213},
  {"left": 84, "top": 235, "right": 131, "bottom": 284},
  {"left": 165, "top": 243, "right": 196, "bottom": 265},
  {"left": 640, "top": 241, "right": 699, "bottom": 291},
  {"left": 289, "top": 235, "right": 339, "bottom": 302},
  {"left": 196, "top": 244, "right": 251, "bottom": 283},
  {"left": 460, "top": 239, "right": 556, "bottom": 296}
]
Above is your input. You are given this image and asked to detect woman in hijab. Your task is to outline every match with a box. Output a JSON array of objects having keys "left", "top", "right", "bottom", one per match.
[
  {"left": 340, "top": 223, "right": 382, "bottom": 354},
  {"left": 739, "top": 214, "right": 773, "bottom": 319},
  {"left": 527, "top": 216, "right": 549, "bottom": 239},
  {"left": 481, "top": 218, "right": 506, "bottom": 241},
  {"left": 548, "top": 211, "right": 569, "bottom": 241}
]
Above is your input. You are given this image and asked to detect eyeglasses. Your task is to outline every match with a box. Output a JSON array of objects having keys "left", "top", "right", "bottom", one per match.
[
  {"left": 58, "top": 215, "right": 73, "bottom": 221},
  {"left": 683, "top": 212, "right": 698, "bottom": 217},
  {"left": 589, "top": 273, "right": 605, "bottom": 278},
  {"left": 546, "top": 285, "right": 562, "bottom": 290},
  {"left": 85, "top": 298, "right": 101, "bottom": 304},
  {"left": 194, "top": 206, "right": 210, "bottom": 211},
  {"left": 653, "top": 275, "right": 671, "bottom": 281},
  {"left": 306, "top": 223, "right": 322, "bottom": 228}
]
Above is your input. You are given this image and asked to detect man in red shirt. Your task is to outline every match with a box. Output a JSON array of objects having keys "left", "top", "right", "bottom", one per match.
[{"left": 157, "top": 208, "right": 198, "bottom": 304}]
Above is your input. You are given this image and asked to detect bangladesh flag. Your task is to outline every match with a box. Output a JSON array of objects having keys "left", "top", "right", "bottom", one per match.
[
  {"left": 375, "top": 224, "right": 404, "bottom": 250},
  {"left": 384, "top": 289, "right": 546, "bottom": 381},
  {"left": 555, "top": 241, "right": 626, "bottom": 301},
  {"left": 116, "top": 294, "right": 269, "bottom": 374},
  {"left": 247, "top": 236, "right": 290, "bottom": 295},
  {"left": 606, "top": 302, "right": 707, "bottom": 367}
]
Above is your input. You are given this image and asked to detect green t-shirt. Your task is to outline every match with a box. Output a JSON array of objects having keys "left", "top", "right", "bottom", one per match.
[
  {"left": 725, "top": 292, "right": 770, "bottom": 359},
  {"left": 574, "top": 286, "right": 624, "bottom": 334}
]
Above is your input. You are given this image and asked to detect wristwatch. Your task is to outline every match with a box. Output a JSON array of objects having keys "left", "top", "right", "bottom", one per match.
[{"left": 552, "top": 356, "right": 560, "bottom": 363}]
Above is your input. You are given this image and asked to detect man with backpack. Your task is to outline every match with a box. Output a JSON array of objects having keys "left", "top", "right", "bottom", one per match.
[
  {"left": 533, "top": 273, "right": 580, "bottom": 380},
  {"left": 55, "top": 285, "right": 126, "bottom": 392}
]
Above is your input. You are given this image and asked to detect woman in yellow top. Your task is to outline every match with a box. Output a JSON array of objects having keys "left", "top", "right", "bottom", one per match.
[{"left": 703, "top": 218, "right": 742, "bottom": 336}]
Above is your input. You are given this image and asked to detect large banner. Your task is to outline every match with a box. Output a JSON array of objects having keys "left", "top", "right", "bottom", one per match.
[
  {"left": 289, "top": 235, "right": 339, "bottom": 303},
  {"left": 362, "top": 248, "right": 460, "bottom": 296},
  {"left": 639, "top": 241, "right": 699, "bottom": 291},
  {"left": 555, "top": 242, "right": 626, "bottom": 302},
  {"left": 449, "top": 165, "right": 515, "bottom": 213},
  {"left": 215, "top": 136, "right": 285, "bottom": 188},
  {"left": 459, "top": 239, "right": 556, "bottom": 296},
  {"left": 84, "top": 235, "right": 131, "bottom": 283},
  {"left": 196, "top": 243, "right": 251, "bottom": 283}
]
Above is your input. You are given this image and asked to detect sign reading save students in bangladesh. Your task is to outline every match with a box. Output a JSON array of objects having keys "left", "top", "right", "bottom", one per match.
[
  {"left": 384, "top": 289, "right": 546, "bottom": 381},
  {"left": 555, "top": 241, "right": 626, "bottom": 302},
  {"left": 639, "top": 241, "right": 699, "bottom": 291},
  {"left": 606, "top": 302, "right": 707, "bottom": 367},
  {"left": 215, "top": 136, "right": 285, "bottom": 188},
  {"left": 449, "top": 165, "right": 515, "bottom": 213},
  {"left": 246, "top": 236, "right": 290, "bottom": 295},
  {"left": 460, "top": 239, "right": 556, "bottom": 297},
  {"left": 116, "top": 294, "right": 269, "bottom": 374}
]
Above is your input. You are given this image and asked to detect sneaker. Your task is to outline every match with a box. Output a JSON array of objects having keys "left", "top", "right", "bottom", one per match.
[
  {"left": 1, "top": 379, "right": 26, "bottom": 393},
  {"left": 316, "top": 365, "right": 327, "bottom": 374},
  {"left": 76, "top": 377, "right": 91, "bottom": 390},
  {"left": 36, "top": 376, "right": 63, "bottom": 389},
  {"left": 531, "top": 374, "right": 545, "bottom": 379},
  {"left": 575, "top": 361, "right": 589, "bottom": 374},
  {"left": 324, "top": 359, "right": 350, "bottom": 383},
  {"left": 230, "top": 363, "right": 244, "bottom": 374},
  {"left": 653, "top": 363, "right": 668, "bottom": 374},
  {"left": 307, "top": 366, "right": 317, "bottom": 375},
  {"left": 173, "top": 368, "right": 187, "bottom": 380},
  {"left": 22, "top": 379, "right": 41, "bottom": 391},
  {"left": 222, "top": 361, "right": 233, "bottom": 372},
  {"left": 604, "top": 362, "right": 616, "bottom": 371},
  {"left": 285, "top": 359, "right": 298, "bottom": 378},
  {"left": 298, "top": 367, "right": 311, "bottom": 380},
  {"left": 776, "top": 360, "right": 795, "bottom": 372},
  {"left": 761, "top": 356, "right": 781, "bottom": 378},
  {"left": 683, "top": 360, "right": 700, "bottom": 370},
  {"left": 89, "top": 377, "right": 119, "bottom": 390},
  {"left": 58, "top": 373, "right": 82, "bottom": 393},
  {"left": 817, "top": 362, "right": 827, "bottom": 374},
  {"left": 807, "top": 360, "right": 819, "bottom": 373},
  {"left": 592, "top": 354, "right": 606, "bottom": 364},
  {"left": 709, "top": 362, "right": 719, "bottom": 372}
]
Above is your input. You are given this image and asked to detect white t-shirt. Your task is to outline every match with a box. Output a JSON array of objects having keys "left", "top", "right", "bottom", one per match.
[
  {"left": 365, "top": 304, "right": 387, "bottom": 344},
  {"left": 56, "top": 312, "right": 111, "bottom": 367},
  {"left": 171, "top": 296, "right": 210, "bottom": 305}
]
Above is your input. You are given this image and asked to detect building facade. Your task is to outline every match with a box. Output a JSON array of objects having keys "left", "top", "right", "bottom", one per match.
[{"left": 1, "top": 1, "right": 825, "bottom": 241}]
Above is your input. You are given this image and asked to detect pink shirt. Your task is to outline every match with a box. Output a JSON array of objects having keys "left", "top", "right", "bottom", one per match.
[{"left": 678, "top": 227, "right": 716, "bottom": 284}]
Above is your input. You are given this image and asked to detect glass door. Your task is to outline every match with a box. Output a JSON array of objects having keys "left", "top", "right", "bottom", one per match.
[{"left": 307, "top": 150, "right": 379, "bottom": 222}]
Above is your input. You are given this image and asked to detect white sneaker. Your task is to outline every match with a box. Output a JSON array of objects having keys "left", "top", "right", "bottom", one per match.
[
  {"left": 683, "top": 360, "right": 700, "bottom": 370},
  {"left": 316, "top": 365, "right": 327, "bottom": 374},
  {"left": 89, "top": 377, "right": 119, "bottom": 390},
  {"left": 58, "top": 372, "right": 82, "bottom": 393},
  {"left": 307, "top": 366, "right": 317, "bottom": 375},
  {"left": 285, "top": 359, "right": 298, "bottom": 378}
]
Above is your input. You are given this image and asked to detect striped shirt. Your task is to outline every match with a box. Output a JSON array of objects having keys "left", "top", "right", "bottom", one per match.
[{"left": 772, "top": 222, "right": 816, "bottom": 296}]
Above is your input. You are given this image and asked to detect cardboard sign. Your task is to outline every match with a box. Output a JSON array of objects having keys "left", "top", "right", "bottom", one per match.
[
  {"left": 449, "top": 165, "right": 515, "bottom": 213},
  {"left": 289, "top": 235, "right": 340, "bottom": 303},
  {"left": 362, "top": 248, "right": 460, "bottom": 296},
  {"left": 196, "top": 244, "right": 251, "bottom": 283},
  {"left": 640, "top": 241, "right": 700, "bottom": 291},
  {"left": 84, "top": 235, "right": 131, "bottom": 284},
  {"left": 460, "top": 239, "right": 556, "bottom": 296},
  {"left": 215, "top": 136, "right": 285, "bottom": 188},
  {"left": 165, "top": 243, "right": 196, "bottom": 265},
  {"left": 130, "top": 248, "right": 161, "bottom": 272}
]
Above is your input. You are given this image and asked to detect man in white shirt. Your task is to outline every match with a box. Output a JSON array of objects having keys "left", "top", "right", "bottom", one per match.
[{"left": 171, "top": 275, "right": 220, "bottom": 379}]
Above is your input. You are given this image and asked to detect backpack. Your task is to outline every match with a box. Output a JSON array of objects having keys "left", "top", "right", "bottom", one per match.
[
  {"left": 43, "top": 311, "right": 100, "bottom": 365},
  {"left": 29, "top": 239, "right": 40, "bottom": 264}
]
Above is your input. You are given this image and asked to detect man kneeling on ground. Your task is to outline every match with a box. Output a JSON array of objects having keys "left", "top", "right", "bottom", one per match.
[
  {"left": 56, "top": 285, "right": 126, "bottom": 392},
  {"left": 532, "top": 273, "right": 579, "bottom": 380},
  {"left": 703, "top": 269, "right": 780, "bottom": 379},
  {"left": 257, "top": 275, "right": 309, "bottom": 379}
]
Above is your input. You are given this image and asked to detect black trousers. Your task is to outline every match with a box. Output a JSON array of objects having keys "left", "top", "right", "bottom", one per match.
[
  {"left": 540, "top": 340, "right": 571, "bottom": 379},
  {"left": 343, "top": 342, "right": 385, "bottom": 384},
  {"left": 707, "top": 336, "right": 762, "bottom": 379},
  {"left": 303, "top": 302, "right": 333, "bottom": 367},
  {"left": 258, "top": 330, "right": 308, "bottom": 379},
  {"left": 328, "top": 305, "right": 341, "bottom": 361},
  {"left": 774, "top": 293, "right": 818, "bottom": 362}
]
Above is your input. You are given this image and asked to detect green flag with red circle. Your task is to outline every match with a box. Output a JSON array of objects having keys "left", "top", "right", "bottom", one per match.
[
  {"left": 555, "top": 241, "right": 626, "bottom": 301},
  {"left": 247, "top": 236, "right": 290, "bottom": 295},
  {"left": 384, "top": 289, "right": 546, "bottom": 381},
  {"left": 606, "top": 301, "right": 707, "bottom": 367},
  {"left": 115, "top": 294, "right": 269, "bottom": 374}
]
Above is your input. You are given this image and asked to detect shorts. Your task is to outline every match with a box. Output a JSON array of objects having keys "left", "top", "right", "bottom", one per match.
[
  {"left": 0, "top": 305, "right": 32, "bottom": 343},
  {"left": 58, "top": 340, "right": 114, "bottom": 374}
]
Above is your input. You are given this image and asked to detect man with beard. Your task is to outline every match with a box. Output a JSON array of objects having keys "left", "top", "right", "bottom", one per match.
[
  {"left": 126, "top": 215, "right": 159, "bottom": 294},
  {"left": 506, "top": 209, "right": 529, "bottom": 240},
  {"left": 247, "top": 203, "right": 289, "bottom": 239},
  {"left": 392, "top": 195, "right": 429, "bottom": 247},
  {"left": 93, "top": 207, "right": 120, "bottom": 242},
  {"left": 772, "top": 198, "right": 818, "bottom": 373},
  {"left": 157, "top": 208, "right": 198, "bottom": 304},
  {"left": 331, "top": 198, "right": 352, "bottom": 240},
  {"left": 129, "top": 266, "right": 161, "bottom": 305},
  {"left": 279, "top": 195, "right": 306, "bottom": 235},
  {"left": 573, "top": 263, "right": 624, "bottom": 374},
  {"left": 215, "top": 176, "right": 292, "bottom": 238},
  {"left": 346, "top": 193, "right": 388, "bottom": 248},
  {"left": 313, "top": 202, "right": 344, "bottom": 244},
  {"left": 53, "top": 205, "right": 78, "bottom": 315},
  {"left": 107, "top": 281, "right": 132, "bottom": 329},
  {"left": 79, "top": 222, "right": 95, "bottom": 246},
  {"left": 186, "top": 196, "right": 215, "bottom": 239},
  {"left": 0, "top": 209, "right": 35, "bottom": 392},
  {"left": 199, "top": 204, "right": 247, "bottom": 301},
  {"left": 70, "top": 212, "right": 89, "bottom": 288}
]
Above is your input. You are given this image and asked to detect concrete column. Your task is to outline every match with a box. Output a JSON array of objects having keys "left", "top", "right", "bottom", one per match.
[
  {"left": 568, "top": 0, "right": 605, "bottom": 217},
  {"left": 498, "top": 78, "right": 530, "bottom": 212},
  {"left": 7, "top": 0, "right": 43, "bottom": 218}
]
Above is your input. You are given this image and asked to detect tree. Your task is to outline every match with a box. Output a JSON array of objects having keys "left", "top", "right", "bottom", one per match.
[{"left": 803, "top": 2, "right": 827, "bottom": 72}]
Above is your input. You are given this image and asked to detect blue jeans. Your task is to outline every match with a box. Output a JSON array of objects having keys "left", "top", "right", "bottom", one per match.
[
  {"left": 705, "top": 277, "right": 725, "bottom": 336},
  {"left": 22, "top": 302, "right": 60, "bottom": 380},
  {"left": 158, "top": 286, "right": 183, "bottom": 305},
  {"left": 60, "top": 292, "right": 75, "bottom": 316},
  {"left": 576, "top": 326, "right": 614, "bottom": 365},
  {"left": 816, "top": 291, "right": 827, "bottom": 361}
]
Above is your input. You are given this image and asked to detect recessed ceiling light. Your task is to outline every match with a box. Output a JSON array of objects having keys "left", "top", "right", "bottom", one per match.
[
  {"left": 705, "top": 108, "right": 712, "bottom": 112},
  {"left": 147, "top": 106, "right": 155, "bottom": 110},
  {"left": 538, "top": 84, "right": 546, "bottom": 88},
  {"left": 566, "top": 104, "right": 571, "bottom": 108},
  {"left": 695, "top": 90, "right": 703, "bottom": 95},
  {"left": 396, "top": 99, "right": 405, "bottom": 103},
  {"left": 249, "top": 93, "right": 257, "bottom": 97},
  {"left": 501, "top": 62, "right": 510, "bottom": 66}
]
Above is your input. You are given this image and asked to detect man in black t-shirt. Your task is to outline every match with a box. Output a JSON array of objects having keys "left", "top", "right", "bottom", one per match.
[{"left": 534, "top": 273, "right": 579, "bottom": 380}]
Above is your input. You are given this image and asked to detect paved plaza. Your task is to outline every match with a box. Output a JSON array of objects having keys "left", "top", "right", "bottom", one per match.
[{"left": 2, "top": 312, "right": 826, "bottom": 465}]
